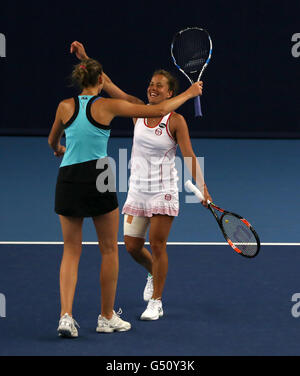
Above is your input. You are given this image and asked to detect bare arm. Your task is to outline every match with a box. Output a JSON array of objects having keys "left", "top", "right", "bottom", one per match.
[
  {"left": 48, "top": 102, "right": 66, "bottom": 157},
  {"left": 172, "top": 113, "right": 212, "bottom": 206},
  {"left": 101, "top": 71, "right": 144, "bottom": 104},
  {"left": 70, "top": 41, "right": 143, "bottom": 104},
  {"left": 103, "top": 82, "right": 202, "bottom": 119}
]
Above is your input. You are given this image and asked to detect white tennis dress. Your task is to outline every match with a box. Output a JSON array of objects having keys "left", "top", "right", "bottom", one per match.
[{"left": 122, "top": 113, "right": 179, "bottom": 217}]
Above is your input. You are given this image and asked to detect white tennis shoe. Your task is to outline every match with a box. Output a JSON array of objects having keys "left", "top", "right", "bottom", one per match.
[
  {"left": 57, "top": 313, "right": 80, "bottom": 338},
  {"left": 143, "top": 274, "right": 153, "bottom": 301},
  {"left": 140, "top": 298, "right": 163, "bottom": 320},
  {"left": 96, "top": 309, "right": 131, "bottom": 333}
]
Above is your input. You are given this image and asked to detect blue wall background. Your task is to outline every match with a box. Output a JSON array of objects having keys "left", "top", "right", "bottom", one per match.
[
  {"left": 0, "top": 0, "right": 299, "bottom": 138},
  {"left": 1, "top": 136, "right": 299, "bottom": 243}
]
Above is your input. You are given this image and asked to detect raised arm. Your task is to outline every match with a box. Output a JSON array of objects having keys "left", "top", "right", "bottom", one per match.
[
  {"left": 104, "top": 82, "right": 203, "bottom": 119},
  {"left": 70, "top": 41, "right": 143, "bottom": 105},
  {"left": 102, "top": 71, "right": 144, "bottom": 104}
]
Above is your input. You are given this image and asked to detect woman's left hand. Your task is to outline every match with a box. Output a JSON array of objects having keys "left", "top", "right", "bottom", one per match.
[{"left": 54, "top": 145, "right": 66, "bottom": 157}]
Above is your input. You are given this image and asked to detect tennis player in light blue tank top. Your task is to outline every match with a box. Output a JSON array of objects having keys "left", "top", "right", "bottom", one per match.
[{"left": 61, "top": 95, "right": 110, "bottom": 167}]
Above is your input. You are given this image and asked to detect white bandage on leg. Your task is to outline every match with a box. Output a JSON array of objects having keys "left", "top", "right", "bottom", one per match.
[{"left": 123, "top": 214, "right": 150, "bottom": 239}]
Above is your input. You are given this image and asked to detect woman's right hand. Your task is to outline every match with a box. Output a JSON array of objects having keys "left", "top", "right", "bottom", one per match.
[
  {"left": 202, "top": 185, "right": 212, "bottom": 208},
  {"left": 187, "top": 81, "right": 203, "bottom": 98},
  {"left": 70, "top": 41, "right": 88, "bottom": 60}
]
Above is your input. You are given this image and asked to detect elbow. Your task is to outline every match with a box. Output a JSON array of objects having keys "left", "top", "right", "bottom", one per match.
[
  {"left": 48, "top": 136, "right": 56, "bottom": 150},
  {"left": 48, "top": 136, "right": 53, "bottom": 148}
]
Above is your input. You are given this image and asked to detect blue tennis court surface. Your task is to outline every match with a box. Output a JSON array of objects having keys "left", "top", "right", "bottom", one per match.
[
  {"left": 0, "top": 137, "right": 300, "bottom": 356},
  {"left": 0, "top": 243, "right": 299, "bottom": 356}
]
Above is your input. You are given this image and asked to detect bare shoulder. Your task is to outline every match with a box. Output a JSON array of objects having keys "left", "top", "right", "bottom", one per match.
[
  {"left": 90, "top": 97, "right": 117, "bottom": 125},
  {"left": 56, "top": 98, "right": 76, "bottom": 123},
  {"left": 169, "top": 111, "right": 187, "bottom": 131},
  {"left": 92, "top": 96, "right": 119, "bottom": 113},
  {"left": 58, "top": 97, "right": 75, "bottom": 111},
  {"left": 170, "top": 111, "right": 186, "bottom": 122},
  {"left": 94, "top": 96, "right": 117, "bottom": 107},
  {"left": 61, "top": 97, "right": 75, "bottom": 104}
]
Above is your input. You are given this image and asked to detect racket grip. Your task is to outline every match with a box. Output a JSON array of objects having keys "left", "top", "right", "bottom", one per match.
[
  {"left": 194, "top": 96, "right": 202, "bottom": 117},
  {"left": 185, "top": 180, "right": 206, "bottom": 202}
]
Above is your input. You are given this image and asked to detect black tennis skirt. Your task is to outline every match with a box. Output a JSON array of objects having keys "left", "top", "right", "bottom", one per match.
[{"left": 55, "top": 158, "right": 118, "bottom": 217}]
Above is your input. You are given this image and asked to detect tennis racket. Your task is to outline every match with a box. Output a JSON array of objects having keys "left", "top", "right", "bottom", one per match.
[
  {"left": 185, "top": 180, "right": 260, "bottom": 258},
  {"left": 171, "top": 27, "right": 212, "bottom": 117}
]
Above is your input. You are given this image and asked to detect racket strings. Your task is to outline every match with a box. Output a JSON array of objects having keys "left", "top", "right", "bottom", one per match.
[
  {"left": 221, "top": 214, "right": 258, "bottom": 257},
  {"left": 172, "top": 29, "right": 210, "bottom": 74}
]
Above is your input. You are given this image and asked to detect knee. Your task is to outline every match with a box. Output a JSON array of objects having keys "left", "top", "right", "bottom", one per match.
[
  {"left": 99, "top": 241, "right": 118, "bottom": 255},
  {"left": 124, "top": 236, "right": 143, "bottom": 257},
  {"left": 149, "top": 239, "right": 167, "bottom": 256},
  {"left": 63, "top": 242, "right": 82, "bottom": 257}
]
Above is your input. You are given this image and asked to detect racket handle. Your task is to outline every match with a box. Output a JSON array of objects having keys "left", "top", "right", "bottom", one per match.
[
  {"left": 185, "top": 180, "right": 210, "bottom": 203},
  {"left": 194, "top": 96, "right": 202, "bottom": 117}
]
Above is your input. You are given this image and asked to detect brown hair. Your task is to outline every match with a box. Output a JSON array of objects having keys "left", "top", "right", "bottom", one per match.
[
  {"left": 71, "top": 58, "right": 103, "bottom": 89},
  {"left": 152, "top": 69, "right": 179, "bottom": 97}
]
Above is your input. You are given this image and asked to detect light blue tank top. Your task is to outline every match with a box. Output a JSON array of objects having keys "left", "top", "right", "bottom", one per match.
[{"left": 60, "top": 95, "right": 111, "bottom": 167}]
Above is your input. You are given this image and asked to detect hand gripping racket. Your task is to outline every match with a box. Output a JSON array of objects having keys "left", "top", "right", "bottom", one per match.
[
  {"left": 171, "top": 27, "right": 212, "bottom": 117},
  {"left": 185, "top": 180, "right": 260, "bottom": 258}
]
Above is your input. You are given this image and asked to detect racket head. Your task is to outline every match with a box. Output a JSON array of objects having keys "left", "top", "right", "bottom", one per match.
[
  {"left": 171, "top": 26, "right": 212, "bottom": 83},
  {"left": 184, "top": 180, "right": 260, "bottom": 258},
  {"left": 213, "top": 207, "right": 260, "bottom": 258}
]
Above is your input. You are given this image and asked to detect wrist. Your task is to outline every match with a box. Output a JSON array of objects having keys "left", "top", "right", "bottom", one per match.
[
  {"left": 185, "top": 89, "right": 193, "bottom": 100},
  {"left": 53, "top": 143, "right": 61, "bottom": 152}
]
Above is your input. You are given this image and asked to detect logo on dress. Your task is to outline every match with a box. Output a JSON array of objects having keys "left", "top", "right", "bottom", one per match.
[
  {"left": 165, "top": 194, "right": 172, "bottom": 201},
  {"left": 159, "top": 123, "right": 166, "bottom": 128},
  {"left": 155, "top": 128, "right": 162, "bottom": 136}
]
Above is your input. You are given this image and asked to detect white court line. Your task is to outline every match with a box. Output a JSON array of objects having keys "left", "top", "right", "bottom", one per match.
[{"left": 0, "top": 241, "right": 299, "bottom": 246}]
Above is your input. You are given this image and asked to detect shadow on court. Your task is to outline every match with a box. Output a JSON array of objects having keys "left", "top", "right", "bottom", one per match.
[{"left": 0, "top": 244, "right": 299, "bottom": 356}]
